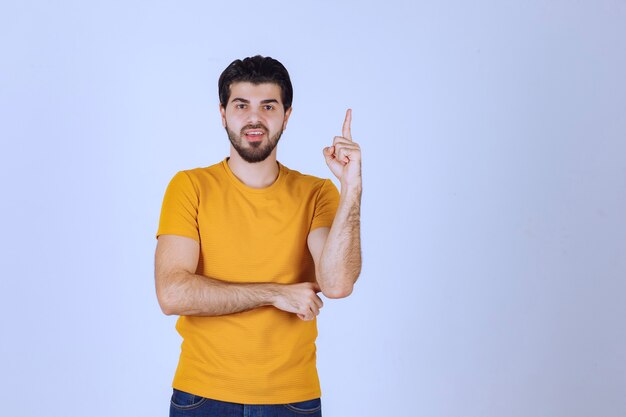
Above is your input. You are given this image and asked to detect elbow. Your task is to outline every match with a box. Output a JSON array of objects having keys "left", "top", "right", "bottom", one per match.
[
  {"left": 158, "top": 299, "right": 176, "bottom": 316},
  {"left": 318, "top": 268, "right": 360, "bottom": 299},
  {"left": 321, "top": 283, "right": 354, "bottom": 299},
  {"left": 156, "top": 287, "right": 179, "bottom": 316},
  {"left": 160, "top": 304, "right": 177, "bottom": 316}
]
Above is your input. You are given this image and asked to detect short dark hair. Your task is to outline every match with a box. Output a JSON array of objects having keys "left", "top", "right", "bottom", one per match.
[{"left": 218, "top": 55, "right": 293, "bottom": 111}]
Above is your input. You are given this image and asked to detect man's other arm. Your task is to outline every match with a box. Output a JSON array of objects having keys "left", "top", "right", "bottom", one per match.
[
  {"left": 308, "top": 108, "right": 362, "bottom": 299},
  {"left": 308, "top": 187, "right": 361, "bottom": 299},
  {"left": 155, "top": 234, "right": 324, "bottom": 320}
]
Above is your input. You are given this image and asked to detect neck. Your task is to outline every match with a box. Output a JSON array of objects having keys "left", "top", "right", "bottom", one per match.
[{"left": 227, "top": 147, "right": 280, "bottom": 189}]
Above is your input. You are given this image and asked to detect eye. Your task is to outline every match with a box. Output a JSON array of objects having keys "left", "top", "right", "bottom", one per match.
[
  {"left": 235, "top": 103, "right": 246, "bottom": 109},
  {"left": 263, "top": 104, "right": 274, "bottom": 111}
]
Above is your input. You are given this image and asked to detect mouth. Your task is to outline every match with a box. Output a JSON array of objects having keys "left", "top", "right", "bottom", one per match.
[{"left": 243, "top": 128, "right": 266, "bottom": 143}]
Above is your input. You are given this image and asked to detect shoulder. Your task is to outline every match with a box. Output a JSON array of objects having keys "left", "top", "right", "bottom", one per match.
[
  {"left": 280, "top": 163, "right": 335, "bottom": 192},
  {"left": 180, "top": 160, "right": 225, "bottom": 181},
  {"left": 162, "top": 161, "right": 228, "bottom": 202},
  {"left": 172, "top": 160, "right": 227, "bottom": 189}
]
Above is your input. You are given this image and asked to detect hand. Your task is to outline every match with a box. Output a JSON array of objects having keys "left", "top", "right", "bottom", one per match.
[
  {"left": 272, "top": 282, "right": 324, "bottom": 321},
  {"left": 323, "top": 109, "right": 362, "bottom": 189}
]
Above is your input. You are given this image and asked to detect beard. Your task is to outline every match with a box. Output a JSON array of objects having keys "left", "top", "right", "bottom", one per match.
[{"left": 226, "top": 123, "right": 283, "bottom": 163}]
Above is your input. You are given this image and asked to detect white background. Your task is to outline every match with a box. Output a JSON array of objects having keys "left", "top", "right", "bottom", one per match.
[{"left": 1, "top": 1, "right": 625, "bottom": 416}]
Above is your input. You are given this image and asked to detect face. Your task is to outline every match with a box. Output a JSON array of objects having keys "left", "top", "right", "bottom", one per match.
[{"left": 220, "top": 82, "right": 292, "bottom": 163}]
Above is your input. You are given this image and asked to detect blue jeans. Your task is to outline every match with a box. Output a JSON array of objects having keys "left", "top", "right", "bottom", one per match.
[{"left": 169, "top": 388, "right": 322, "bottom": 417}]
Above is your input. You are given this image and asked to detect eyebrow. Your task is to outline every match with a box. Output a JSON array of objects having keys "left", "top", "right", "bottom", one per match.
[{"left": 231, "top": 98, "right": 280, "bottom": 104}]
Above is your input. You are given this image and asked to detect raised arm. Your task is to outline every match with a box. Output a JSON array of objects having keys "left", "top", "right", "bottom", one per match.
[
  {"left": 155, "top": 234, "right": 324, "bottom": 320},
  {"left": 308, "top": 109, "right": 362, "bottom": 298}
]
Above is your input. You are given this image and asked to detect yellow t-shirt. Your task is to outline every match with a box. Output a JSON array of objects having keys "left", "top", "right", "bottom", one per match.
[{"left": 156, "top": 158, "right": 339, "bottom": 404}]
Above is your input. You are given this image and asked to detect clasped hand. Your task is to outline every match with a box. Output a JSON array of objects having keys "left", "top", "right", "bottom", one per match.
[{"left": 272, "top": 282, "right": 323, "bottom": 321}]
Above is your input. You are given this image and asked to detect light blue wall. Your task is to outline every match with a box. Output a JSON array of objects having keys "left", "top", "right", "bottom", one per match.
[{"left": 1, "top": 1, "right": 625, "bottom": 416}]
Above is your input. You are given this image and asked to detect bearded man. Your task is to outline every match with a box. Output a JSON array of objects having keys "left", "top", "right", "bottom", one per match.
[{"left": 155, "top": 55, "right": 362, "bottom": 417}]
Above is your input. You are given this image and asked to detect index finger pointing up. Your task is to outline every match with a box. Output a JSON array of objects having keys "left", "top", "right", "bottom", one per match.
[{"left": 342, "top": 108, "right": 352, "bottom": 141}]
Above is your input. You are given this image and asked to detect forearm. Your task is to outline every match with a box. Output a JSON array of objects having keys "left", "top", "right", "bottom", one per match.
[
  {"left": 155, "top": 235, "right": 322, "bottom": 319},
  {"left": 318, "top": 185, "right": 362, "bottom": 298},
  {"left": 159, "top": 271, "right": 278, "bottom": 316}
]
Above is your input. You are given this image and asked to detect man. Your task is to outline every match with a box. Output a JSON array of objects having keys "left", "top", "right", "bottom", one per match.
[{"left": 155, "top": 55, "right": 362, "bottom": 417}]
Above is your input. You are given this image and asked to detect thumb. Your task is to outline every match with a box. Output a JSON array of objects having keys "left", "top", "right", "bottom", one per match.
[{"left": 323, "top": 146, "right": 335, "bottom": 163}]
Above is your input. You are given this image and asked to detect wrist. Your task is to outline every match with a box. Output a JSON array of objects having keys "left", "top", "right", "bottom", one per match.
[
  {"left": 340, "top": 182, "right": 362, "bottom": 199},
  {"left": 261, "top": 283, "right": 282, "bottom": 307}
]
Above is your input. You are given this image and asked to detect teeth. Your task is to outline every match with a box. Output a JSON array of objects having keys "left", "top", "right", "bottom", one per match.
[{"left": 248, "top": 132, "right": 262, "bottom": 135}]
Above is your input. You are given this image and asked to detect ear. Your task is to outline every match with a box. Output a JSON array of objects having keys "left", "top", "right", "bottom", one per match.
[
  {"left": 219, "top": 103, "right": 227, "bottom": 128},
  {"left": 282, "top": 107, "right": 293, "bottom": 131}
]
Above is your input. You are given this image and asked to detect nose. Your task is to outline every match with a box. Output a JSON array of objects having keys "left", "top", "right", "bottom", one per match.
[{"left": 245, "top": 107, "right": 262, "bottom": 124}]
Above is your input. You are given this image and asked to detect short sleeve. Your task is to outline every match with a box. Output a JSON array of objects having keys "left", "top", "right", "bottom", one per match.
[
  {"left": 310, "top": 179, "right": 340, "bottom": 231},
  {"left": 156, "top": 171, "right": 200, "bottom": 241}
]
